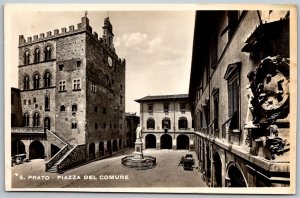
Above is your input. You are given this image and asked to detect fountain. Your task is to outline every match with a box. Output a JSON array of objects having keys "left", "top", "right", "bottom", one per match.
[{"left": 121, "top": 124, "right": 156, "bottom": 170}]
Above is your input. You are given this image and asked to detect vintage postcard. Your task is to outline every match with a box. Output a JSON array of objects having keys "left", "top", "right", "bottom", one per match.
[{"left": 4, "top": 4, "right": 297, "bottom": 194}]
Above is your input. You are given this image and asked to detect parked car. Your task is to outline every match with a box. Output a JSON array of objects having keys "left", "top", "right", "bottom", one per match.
[
  {"left": 11, "top": 153, "right": 26, "bottom": 165},
  {"left": 183, "top": 154, "right": 195, "bottom": 171}
]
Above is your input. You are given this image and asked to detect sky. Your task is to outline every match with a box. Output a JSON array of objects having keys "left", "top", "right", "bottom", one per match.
[{"left": 7, "top": 10, "right": 195, "bottom": 115}]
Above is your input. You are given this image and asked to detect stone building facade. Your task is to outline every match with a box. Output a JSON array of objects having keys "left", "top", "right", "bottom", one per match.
[
  {"left": 136, "top": 94, "right": 194, "bottom": 150},
  {"left": 11, "top": 15, "right": 126, "bottom": 173},
  {"left": 189, "top": 11, "right": 290, "bottom": 187}
]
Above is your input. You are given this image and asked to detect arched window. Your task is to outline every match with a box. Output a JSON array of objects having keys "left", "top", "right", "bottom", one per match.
[
  {"left": 23, "top": 75, "right": 30, "bottom": 90},
  {"left": 147, "top": 118, "right": 155, "bottom": 129},
  {"left": 71, "top": 121, "right": 77, "bottom": 129},
  {"left": 60, "top": 105, "right": 66, "bottom": 112},
  {"left": 162, "top": 117, "right": 171, "bottom": 129},
  {"left": 72, "top": 104, "right": 77, "bottom": 112},
  {"left": 178, "top": 117, "right": 188, "bottom": 129},
  {"left": 34, "top": 48, "right": 40, "bottom": 63},
  {"left": 33, "top": 73, "right": 40, "bottom": 89},
  {"left": 45, "top": 45, "right": 52, "bottom": 61},
  {"left": 33, "top": 112, "right": 40, "bottom": 127},
  {"left": 23, "top": 113, "right": 30, "bottom": 127},
  {"left": 45, "top": 96, "right": 50, "bottom": 111},
  {"left": 24, "top": 51, "right": 30, "bottom": 65},
  {"left": 44, "top": 72, "right": 51, "bottom": 87},
  {"left": 44, "top": 117, "right": 50, "bottom": 131}
]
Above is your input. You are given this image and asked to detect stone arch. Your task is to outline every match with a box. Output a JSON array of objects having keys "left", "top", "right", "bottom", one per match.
[
  {"left": 226, "top": 162, "right": 248, "bottom": 187},
  {"left": 89, "top": 143, "right": 95, "bottom": 160},
  {"left": 176, "top": 134, "right": 189, "bottom": 150},
  {"left": 145, "top": 134, "right": 156, "bottom": 149},
  {"left": 32, "top": 71, "right": 41, "bottom": 89},
  {"left": 44, "top": 44, "right": 53, "bottom": 61},
  {"left": 23, "top": 111, "right": 30, "bottom": 127},
  {"left": 32, "top": 111, "right": 41, "bottom": 127},
  {"left": 213, "top": 150, "right": 222, "bottom": 187},
  {"left": 34, "top": 46, "right": 41, "bottom": 63},
  {"left": 99, "top": 142, "right": 104, "bottom": 157},
  {"left": 11, "top": 139, "right": 25, "bottom": 156},
  {"left": 23, "top": 49, "right": 30, "bottom": 65},
  {"left": 29, "top": 140, "right": 45, "bottom": 160},
  {"left": 113, "top": 139, "right": 118, "bottom": 152},
  {"left": 43, "top": 70, "right": 52, "bottom": 87},
  {"left": 160, "top": 134, "right": 172, "bottom": 149},
  {"left": 23, "top": 74, "right": 30, "bottom": 90}
]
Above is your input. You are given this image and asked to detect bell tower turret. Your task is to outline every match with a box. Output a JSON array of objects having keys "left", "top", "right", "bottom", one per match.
[{"left": 102, "top": 17, "right": 114, "bottom": 48}]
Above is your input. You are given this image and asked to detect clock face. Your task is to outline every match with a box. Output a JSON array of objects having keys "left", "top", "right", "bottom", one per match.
[{"left": 108, "top": 56, "right": 113, "bottom": 67}]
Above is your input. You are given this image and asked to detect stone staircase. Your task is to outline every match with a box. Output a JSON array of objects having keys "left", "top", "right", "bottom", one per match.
[
  {"left": 45, "top": 130, "right": 87, "bottom": 173},
  {"left": 47, "top": 148, "right": 74, "bottom": 173},
  {"left": 45, "top": 129, "right": 71, "bottom": 173}
]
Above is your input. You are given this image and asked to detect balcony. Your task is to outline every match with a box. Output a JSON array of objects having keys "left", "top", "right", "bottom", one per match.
[{"left": 11, "top": 127, "right": 45, "bottom": 134}]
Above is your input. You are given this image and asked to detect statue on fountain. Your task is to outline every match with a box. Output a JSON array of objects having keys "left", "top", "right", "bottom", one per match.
[
  {"left": 136, "top": 124, "right": 142, "bottom": 141},
  {"left": 121, "top": 123, "right": 156, "bottom": 169}
]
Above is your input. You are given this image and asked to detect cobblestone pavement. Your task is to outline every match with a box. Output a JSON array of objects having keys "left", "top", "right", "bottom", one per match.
[{"left": 11, "top": 148, "right": 207, "bottom": 188}]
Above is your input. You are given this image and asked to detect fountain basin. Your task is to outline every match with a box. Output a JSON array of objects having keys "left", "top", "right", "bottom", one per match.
[{"left": 121, "top": 155, "right": 156, "bottom": 170}]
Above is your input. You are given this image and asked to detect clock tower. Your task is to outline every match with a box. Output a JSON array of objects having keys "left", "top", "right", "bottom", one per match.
[{"left": 102, "top": 17, "right": 114, "bottom": 48}]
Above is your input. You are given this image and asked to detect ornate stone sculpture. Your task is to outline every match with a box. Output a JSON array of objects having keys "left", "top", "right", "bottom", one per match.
[
  {"left": 254, "top": 56, "right": 289, "bottom": 122},
  {"left": 245, "top": 56, "right": 290, "bottom": 160},
  {"left": 255, "top": 124, "right": 289, "bottom": 160}
]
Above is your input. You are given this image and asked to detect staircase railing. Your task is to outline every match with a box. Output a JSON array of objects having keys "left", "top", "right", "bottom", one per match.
[
  {"left": 46, "top": 129, "right": 68, "bottom": 146},
  {"left": 57, "top": 144, "right": 86, "bottom": 173},
  {"left": 45, "top": 144, "right": 70, "bottom": 171}
]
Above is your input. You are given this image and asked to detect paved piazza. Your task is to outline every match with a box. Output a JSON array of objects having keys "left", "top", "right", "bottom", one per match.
[{"left": 11, "top": 148, "right": 207, "bottom": 188}]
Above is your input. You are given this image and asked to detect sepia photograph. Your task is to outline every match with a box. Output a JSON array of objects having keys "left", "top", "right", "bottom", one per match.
[{"left": 4, "top": 4, "right": 297, "bottom": 194}]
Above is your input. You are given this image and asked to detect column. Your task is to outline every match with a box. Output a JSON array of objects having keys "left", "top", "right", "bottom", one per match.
[
  {"left": 104, "top": 141, "right": 108, "bottom": 155},
  {"left": 156, "top": 137, "right": 160, "bottom": 150},
  {"left": 95, "top": 142, "right": 99, "bottom": 158},
  {"left": 172, "top": 138, "right": 176, "bottom": 150}
]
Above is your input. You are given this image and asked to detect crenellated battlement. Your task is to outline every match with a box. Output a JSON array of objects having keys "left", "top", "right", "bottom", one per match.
[
  {"left": 19, "top": 16, "right": 93, "bottom": 47},
  {"left": 18, "top": 16, "right": 126, "bottom": 67}
]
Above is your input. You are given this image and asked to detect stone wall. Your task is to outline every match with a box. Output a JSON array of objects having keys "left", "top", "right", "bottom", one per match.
[
  {"left": 18, "top": 57, "right": 56, "bottom": 131},
  {"left": 57, "top": 144, "right": 86, "bottom": 173},
  {"left": 11, "top": 88, "right": 23, "bottom": 127},
  {"left": 85, "top": 32, "right": 126, "bottom": 148},
  {"left": 55, "top": 33, "right": 87, "bottom": 145}
]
